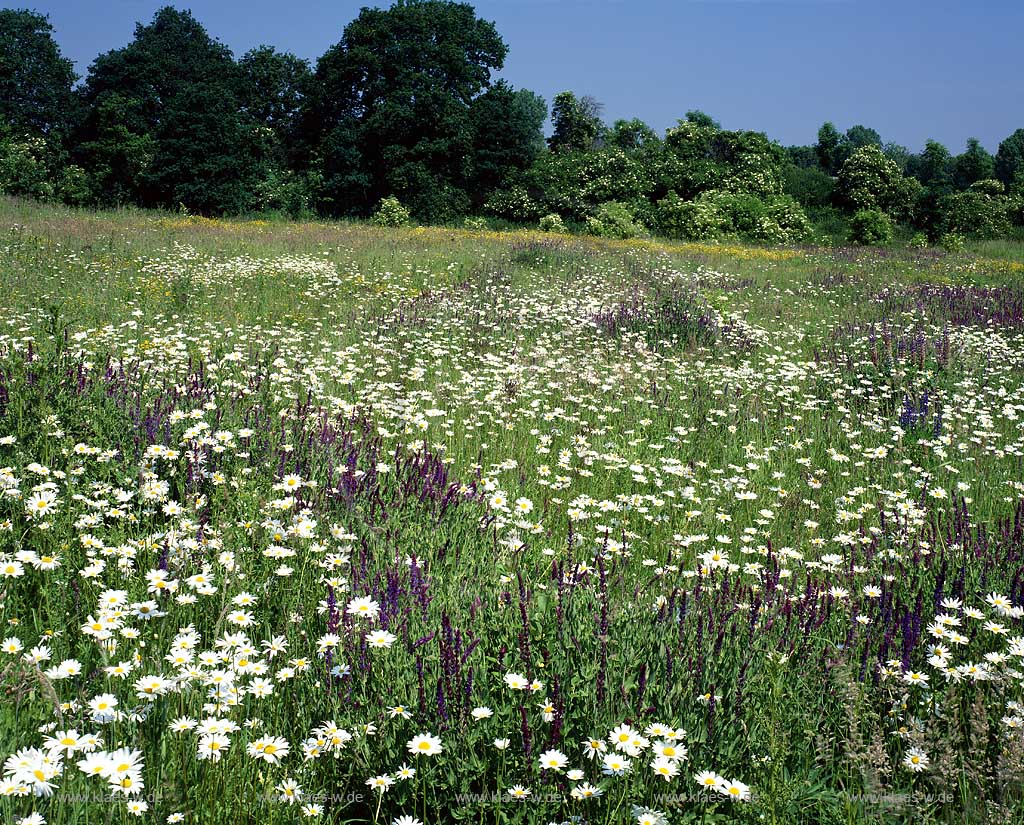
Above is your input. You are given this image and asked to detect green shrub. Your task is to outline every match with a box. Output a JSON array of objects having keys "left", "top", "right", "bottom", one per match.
[
  {"left": 939, "top": 231, "right": 966, "bottom": 252},
  {"left": 370, "top": 195, "right": 411, "bottom": 227},
  {"left": 56, "top": 164, "right": 91, "bottom": 206},
  {"left": 848, "top": 208, "right": 893, "bottom": 245},
  {"left": 837, "top": 145, "right": 921, "bottom": 219},
  {"left": 654, "top": 191, "right": 725, "bottom": 241},
  {"left": 763, "top": 195, "right": 813, "bottom": 243},
  {"left": 254, "top": 169, "right": 316, "bottom": 219},
  {"left": 908, "top": 232, "right": 929, "bottom": 249},
  {"left": 1008, "top": 196, "right": 1024, "bottom": 227},
  {"left": 937, "top": 187, "right": 1010, "bottom": 239},
  {"left": 782, "top": 164, "right": 835, "bottom": 207},
  {"left": 537, "top": 213, "right": 567, "bottom": 233},
  {"left": 0, "top": 135, "right": 55, "bottom": 200},
  {"left": 655, "top": 190, "right": 811, "bottom": 244},
  {"left": 709, "top": 191, "right": 768, "bottom": 236},
  {"left": 526, "top": 148, "right": 653, "bottom": 221},
  {"left": 483, "top": 185, "right": 543, "bottom": 222},
  {"left": 462, "top": 216, "right": 488, "bottom": 231},
  {"left": 585, "top": 201, "right": 645, "bottom": 239}
]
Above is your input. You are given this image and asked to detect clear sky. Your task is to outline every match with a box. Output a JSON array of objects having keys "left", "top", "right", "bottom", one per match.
[{"left": 23, "top": 0, "right": 1024, "bottom": 153}]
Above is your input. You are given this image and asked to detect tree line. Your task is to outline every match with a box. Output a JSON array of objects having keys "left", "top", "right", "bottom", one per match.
[{"left": 2, "top": 2, "right": 1023, "bottom": 245}]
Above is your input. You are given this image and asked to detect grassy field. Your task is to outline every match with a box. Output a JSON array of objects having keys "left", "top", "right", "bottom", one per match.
[{"left": 3, "top": 197, "right": 1024, "bottom": 825}]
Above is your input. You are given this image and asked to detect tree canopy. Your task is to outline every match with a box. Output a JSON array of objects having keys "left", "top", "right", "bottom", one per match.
[
  {"left": 0, "top": 9, "right": 76, "bottom": 138},
  {"left": 75, "top": 7, "right": 257, "bottom": 212},
  {"left": 308, "top": 0, "right": 510, "bottom": 220}
]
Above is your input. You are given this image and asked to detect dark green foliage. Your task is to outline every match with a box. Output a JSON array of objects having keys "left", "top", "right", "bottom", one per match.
[
  {"left": 910, "top": 139, "right": 954, "bottom": 192},
  {"left": 834, "top": 124, "right": 882, "bottom": 171},
  {"left": 239, "top": 47, "right": 311, "bottom": 137},
  {"left": 882, "top": 142, "right": 911, "bottom": 173},
  {"left": 816, "top": 123, "right": 882, "bottom": 175},
  {"left": 685, "top": 109, "right": 720, "bottom": 129},
  {"left": 848, "top": 208, "right": 893, "bottom": 245},
  {"left": 238, "top": 45, "right": 312, "bottom": 180},
  {"left": 308, "top": 0, "right": 508, "bottom": 221},
  {"left": 467, "top": 81, "right": 546, "bottom": 208},
  {"left": 1007, "top": 194, "right": 1024, "bottom": 227},
  {"left": 816, "top": 122, "right": 841, "bottom": 175},
  {"left": 995, "top": 129, "right": 1024, "bottom": 189},
  {"left": 783, "top": 164, "right": 835, "bottom": 207},
  {"left": 74, "top": 94, "right": 155, "bottom": 206},
  {"left": 548, "top": 91, "right": 604, "bottom": 153},
  {"left": 0, "top": 9, "right": 76, "bottom": 138},
  {"left": 951, "top": 138, "right": 995, "bottom": 190},
  {"left": 607, "top": 118, "right": 659, "bottom": 151},
  {"left": 785, "top": 145, "right": 820, "bottom": 170},
  {"left": 75, "top": 7, "right": 257, "bottom": 213},
  {"left": 937, "top": 181, "right": 1011, "bottom": 238}
]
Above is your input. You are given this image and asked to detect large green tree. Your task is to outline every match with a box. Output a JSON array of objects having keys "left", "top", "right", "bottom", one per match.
[
  {"left": 912, "top": 139, "right": 953, "bottom": 191},
  {"left": 0, "top": 9, "right": 76, "bottom": 138},
  {"left": 239, "top": 46, "right": 311, "bottom": 155},
  {"left": 466, "top": 81, "right": 545, "bottom": 207},
  {"left": 816, "top": 122, "right": 841, "bottom": 174},
  {"left": 995, "top": 129, "right": 1024, "bottom": 191},
  {"left": 833, "top": 124, "right": 882, "bottom": 172},
  {"left": 662, "top": 121, "right": 786, "bottom": 200},
  {"left": 309, "top": 0, "right": 507, "bottom": 220},
  {"left": 836, "top": 144, "right": 921, "bottom": 219},
  {"left": 951, "top": 138, "right": 994, "bottom": 190},
  {"left": 607, "top": 118, "right": 659, "bottom": 152},
  {"left": 548, "top": 92, "right": 604, "bottom": 153},
  {"left": 76, "top": 7, "right": 257, "bottom": 212}
]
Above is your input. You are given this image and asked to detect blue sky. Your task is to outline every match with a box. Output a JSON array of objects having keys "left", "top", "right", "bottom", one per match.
[{"left": 24, "top": 0, "right": 1024, "bottom": 152}]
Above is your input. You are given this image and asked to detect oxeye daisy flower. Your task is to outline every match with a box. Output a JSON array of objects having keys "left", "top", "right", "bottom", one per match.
[
  {"left": 406, "top": 733, "right": 442, "bottom": 756},
  {"left": 903, "top": 747, "right": 929, "bottom": 772},
  {"left": 197, "top": 734, "right": 230, "bottom": 761},
  {"left": 346, "top": 596, "right": 380, "bottom": 621},
  {"left": 717, "top": 778, "right": 751, "bottom": 801},
  {"left": 601, "top": 753, "right": 631, "bottom": 775},
  {"left": 538, "top": 748, "right": 567, "bottom": 771},
  {"left": 366, "top": 774, "right": 394, "bottom": 793},
  {"left": 276, "top": 778, "right": 303, "bottom": 804},
  {"left": 651, "top": 757, "right": 679, "bottom": 781},
  {"left": 570, "top": 782, "right": 603, "bottom": 799},
  {"left": 247, "top": 736, "right": 289, "bottom": 764},
  {"left": 503, "top": 671, "right": 528, "bottom": 690},
  {"left": 367, "top": 629, "right": 397, "bottom": 649},
  {"left": 695, "top": 770, "right": 726, "bottom": 790}
]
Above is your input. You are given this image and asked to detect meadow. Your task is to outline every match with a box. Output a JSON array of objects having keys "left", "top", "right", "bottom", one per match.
[{"left": 2, "top": 198, "right": 1024, "bottom": 825}]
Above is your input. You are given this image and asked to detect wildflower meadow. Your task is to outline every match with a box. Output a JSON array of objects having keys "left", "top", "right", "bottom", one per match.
[{"left": 2, "top": 199, "right": 1024, "bottom": 825}]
